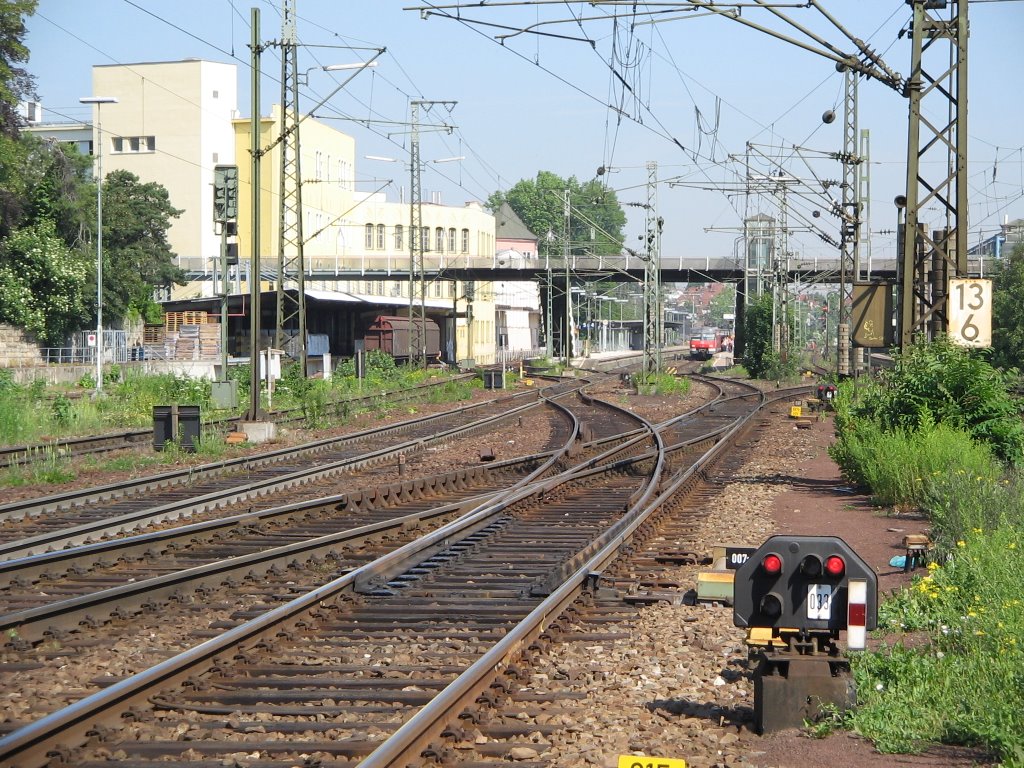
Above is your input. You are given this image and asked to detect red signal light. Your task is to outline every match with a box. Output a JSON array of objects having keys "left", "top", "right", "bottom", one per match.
[
  {"left": 824, "top": 555, "right": 845, "bottom": 577},
  {"left": 761, "top": 554, "right": 783, "bottom": 575}
]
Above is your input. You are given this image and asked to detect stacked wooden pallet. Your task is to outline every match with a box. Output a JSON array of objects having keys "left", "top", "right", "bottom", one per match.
[
  {"left": 198, "top": 323, "right": 220, "bottom": 360},
  {"left": 165, "top": 311, "right": 209, "bottom": 332},
  {"left": 174, "top": 324, "right": 199, "bottom": 360}
]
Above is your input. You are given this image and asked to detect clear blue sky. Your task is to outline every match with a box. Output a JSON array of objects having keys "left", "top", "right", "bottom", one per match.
[{"left": 24, "top": 1, "right": 1024, "bottom": 264}]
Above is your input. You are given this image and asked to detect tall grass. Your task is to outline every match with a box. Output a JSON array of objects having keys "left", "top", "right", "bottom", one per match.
[
  {"left": 829, "top": 419, "right": 997, "bottom": 510},
  {"left": 0, "top": 359, "right": 480, "bottom": 449}
]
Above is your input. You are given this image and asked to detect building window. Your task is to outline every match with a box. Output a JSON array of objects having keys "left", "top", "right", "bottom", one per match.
[
  {"left": 421, "top": 226, "right": 430, "bottom": 251},
  {"left": 461, "top": 228, "right": 469, "bottom": 253},
  {"left": 365, "top": 223, "right": 374, "bottom": 249},
  {"left": 435, "top": 227, "right": 444, "bottom": 253},
  {"left": 448, "top": 228, "right": 456, "bottom": 253},
  {"left": 394, "top": 224, "right": 404, "bottom": 250},
  {"left": 213, "top": 90, "right": 219, "bottom": 98},
  {"left": 376, "top": 223, "right": 385, "bottom": 249},
  {"left": 111, "top": 135, "right": 156, "bottom": 154}
]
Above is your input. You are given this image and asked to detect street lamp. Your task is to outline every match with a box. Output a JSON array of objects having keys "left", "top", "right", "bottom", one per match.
[{"left": 80, "top": 95, "right": 118, "bottom": 394}]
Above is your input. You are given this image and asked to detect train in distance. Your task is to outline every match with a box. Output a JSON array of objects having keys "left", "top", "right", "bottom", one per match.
[{"left": 688, "top": 327, "right": 731, "bottom": 360}]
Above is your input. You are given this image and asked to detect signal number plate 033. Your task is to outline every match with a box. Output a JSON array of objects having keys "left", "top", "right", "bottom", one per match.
[{"left": 807, "top": 584, "right": 833, "bottom": 620}]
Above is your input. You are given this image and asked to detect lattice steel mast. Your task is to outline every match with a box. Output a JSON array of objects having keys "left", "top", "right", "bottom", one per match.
[
  {"left": 899, "top": 0, "right": 969, "bottom": 346},
  {"left": 837, "top": 64, "right": 860, "bottom": 377},
  {"left": 642, "top": 161, "right": 662, "bottom": 378},
  {"left": 274, "top": 0, "right": 307, "bottom": 375},
  {"left": 408, "top": 100, "right": 424, "bottom": 364}
]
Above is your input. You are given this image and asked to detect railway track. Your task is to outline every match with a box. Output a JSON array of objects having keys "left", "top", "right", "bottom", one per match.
[
  {"left": 0, "top": 375, "right": 477, "bottom": 469},
  {"left": 0, "top": 392, "right": 640, "bottom": 650},
  {"left": 0, "top": 376, "right": 812, "bottom": 768},
  {"left": 0, "top": 382, "right": 585, "bottom": 560}
]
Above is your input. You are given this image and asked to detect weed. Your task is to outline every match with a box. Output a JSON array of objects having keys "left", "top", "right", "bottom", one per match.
[
  {"left": 51, "top": 395, "right": 73, "bottom": 428},
  {"left": 102, "top": 455, "right": 161, "bottom": 473},
  {"left": 0, "top": 446, "right": 75, "bottom": 487},
  {"left": 804, "top": 703, "right": 849, "bottom": 738}
]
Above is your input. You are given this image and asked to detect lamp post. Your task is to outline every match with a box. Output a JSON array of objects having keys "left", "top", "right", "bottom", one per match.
[{"left": 80, "top": 95, "right": 118, "bottom": 394}]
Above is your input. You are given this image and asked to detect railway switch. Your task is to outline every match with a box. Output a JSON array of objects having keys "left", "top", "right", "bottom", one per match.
[{"left": 733, "top": 535, "right": 878, "bottom": 733}]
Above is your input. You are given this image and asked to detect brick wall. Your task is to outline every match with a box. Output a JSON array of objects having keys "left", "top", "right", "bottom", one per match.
[{"left": 0, "top": 324, "right": 43, "bottom": 367}]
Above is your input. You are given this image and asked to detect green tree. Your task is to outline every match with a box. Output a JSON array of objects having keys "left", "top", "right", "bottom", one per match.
[
  {"left": 991, "top": 241, "right": 1024, "bottom": 371},
  {"left": 23, "top": 136, "right": 93, "bottom": 246},
  {"left": 96, "top": 170, "right": 186, "bottom": 324},
  {"left": 706, "top": 284, "right": 737, "bottom": 329},
  {"left": 0, "top": 0, "right": 37, "bottom": 237},
  {"left": 488, "top": 171, "right": 626, "bottom": 258},
  {"left": 741, "top": 291, "right": 776, "bottom": 378},
  {"left": 0, "top": 218, "right": 90, "bottom": 344}
]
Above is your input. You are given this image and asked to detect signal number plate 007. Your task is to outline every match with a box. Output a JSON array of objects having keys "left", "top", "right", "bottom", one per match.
[{"left": 807, "top": 584, "right": 833, "bottom": 620}]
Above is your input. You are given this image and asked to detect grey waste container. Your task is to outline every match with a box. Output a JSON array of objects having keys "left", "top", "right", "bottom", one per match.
[
  {"left": 177, "top": 405, "right": 201, "bottom": 451},
  {"left": 153, "top": 405, "right": 201, "bottom": 452},
  {"left": 152, "top": 406, "right": 173, "bottom": 450},
  {"left": 482, "top": 369, "right": 505, "bottom": 389}
]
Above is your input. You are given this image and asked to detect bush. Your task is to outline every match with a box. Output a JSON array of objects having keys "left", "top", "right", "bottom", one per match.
[{"left": 847, "top": 339, "right": 1024, "bottom": 466}]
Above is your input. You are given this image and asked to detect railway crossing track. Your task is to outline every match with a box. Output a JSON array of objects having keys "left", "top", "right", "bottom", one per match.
[{"left": 2, "top": 370, "right": 815, "bottom": 765}]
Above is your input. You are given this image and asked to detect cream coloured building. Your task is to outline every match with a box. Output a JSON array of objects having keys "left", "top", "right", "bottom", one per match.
[
  {"left": 89, "top": 59, "right": 239, "bottom": 278},
  {"left": 233, "top": 104, "right": 498, "bottom": 364},
  {"left": 37, "top": 59, "right": 500, "bottom": 364}
]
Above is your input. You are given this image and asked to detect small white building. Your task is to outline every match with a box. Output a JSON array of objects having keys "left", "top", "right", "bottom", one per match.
[{"left": 493, "top": 202, "right": 542, "bottom": 358}]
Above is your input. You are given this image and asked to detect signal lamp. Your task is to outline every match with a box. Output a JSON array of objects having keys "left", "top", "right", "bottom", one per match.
[
  {"left": 761, "top": 554, "right": 783, "bottom": 575},
  {"left": 799, "top": 555, "right": 823, "bottom": 577},
  {"left": 759, "top": 593, "right": 783, "bottom": 619},
  {"left": 825, "top": 555, "right": 846, "bottom": 577}
]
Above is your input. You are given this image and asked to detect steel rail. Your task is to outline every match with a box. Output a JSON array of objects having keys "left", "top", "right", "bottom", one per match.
[
  {"left": 0, "top": 384, "right": 766, "bottom": 768},
  {"left": 0, "top": 388, "right": 614, "bottom": 767},
  {"left": 0, "top": 392, "right": 598, "bottom": 646},
  {"left": 0, "top": 384, "right": 544, "bottom": 524},
  {"left": 357, "top": 380, "right": 771, "bottom": 766},
  {"left": 0, "top": 396, "right": 551, "bottom": 561},
  {"left": 0, "top": 374, "right": 750, "bottom": 768}
]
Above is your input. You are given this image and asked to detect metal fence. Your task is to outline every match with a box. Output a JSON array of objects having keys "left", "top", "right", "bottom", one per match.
[{"left": 495, "top": 346, "right": 547, "bottom": 366}]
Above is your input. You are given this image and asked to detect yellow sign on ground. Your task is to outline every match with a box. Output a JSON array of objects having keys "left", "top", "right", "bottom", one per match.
[
  {"left": 789, "top": 405, "right": 803, "bottom": 418},
  {"left": 617, "top": 756, "right": 687, "bottom": 768}
]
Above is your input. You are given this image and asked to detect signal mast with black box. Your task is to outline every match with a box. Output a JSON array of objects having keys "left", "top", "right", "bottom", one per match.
[{"left": 733, "top": 535, "right": 877, "bottom": 733}]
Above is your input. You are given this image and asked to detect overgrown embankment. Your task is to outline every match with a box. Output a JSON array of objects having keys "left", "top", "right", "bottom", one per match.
[{"left": 828, "top": 340, "right": 1024, "bottom": 762}]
